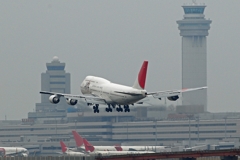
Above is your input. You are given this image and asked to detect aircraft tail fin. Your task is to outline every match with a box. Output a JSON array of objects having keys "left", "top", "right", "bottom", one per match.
[
  {"left": 114, "top": 144, "right": 123, "bottom": 151},
  {"left": 72, "top": 130, "right": 84, "bottom": 147},
  {"left": 132, "top": 61, "right": 148, "bottom": 90},
  {"left": 83, "top": 138, "right": 95, "bottom": 152},
  {"left": 60, "top": 141, "right": 68, "bottom": 153}
]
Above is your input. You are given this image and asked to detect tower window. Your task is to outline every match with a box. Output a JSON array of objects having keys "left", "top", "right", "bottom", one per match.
[
  {"left": 50, "top": 76, "right": 65, "bottom": 78},
  {"left": 184, "top": 7, "right": 204, "bottom": 14},
  {"left": 47, "top": 66, "right": 65, "bottom": 70},
  {"left": 50, "top": 82, "right": 65, "bottom": 84}
]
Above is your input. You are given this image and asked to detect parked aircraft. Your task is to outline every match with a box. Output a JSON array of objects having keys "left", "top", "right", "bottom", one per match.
[
  {"left": 40, "top": 61, "right": 207, "bottom": 113},
  {"left": 0, "top": 147, "right": 28, "bottom": 157},
  {"left": 72, "top": 131, "right": 121, "bottom": 151},
  {"left": 59, "top": 141, "right": 85, "bottom": 156},
  {"left": 120, "top": 145, "right": 170, "bottom": 152},
  {"left": 82, "top": 138, "right": 155, "bottom": 156}
]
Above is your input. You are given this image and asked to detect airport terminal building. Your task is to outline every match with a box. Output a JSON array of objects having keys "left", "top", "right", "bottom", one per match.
[{"left": 1, "top": 109, "right": 240, "bottom": 155}]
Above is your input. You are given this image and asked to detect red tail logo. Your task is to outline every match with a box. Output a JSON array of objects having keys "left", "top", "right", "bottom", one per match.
[
  {"left": 72, "top": 131, "right": 83, "bottom": 147},
  {"left": 114, "top": 144, "right": 122, "bottom": 151},
  {"left": 138, "top": 61, "right": 148, "bottom": 89},
  {"left": 83, "top": 138, "right": 95, "bottom": 152},
  {"left": 60, "top": 141, "right": 67, "bottom": 153},
  {"left": 133, "top": 61, "right": 148, "bottom": 90}
]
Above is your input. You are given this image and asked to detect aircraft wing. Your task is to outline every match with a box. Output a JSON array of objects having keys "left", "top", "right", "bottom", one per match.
[
  {"left": 40, "top": 91, "right": 107, "bottom": 104},
  {"left": 147, "top": 86, "right": 207, "bottom": 99}
]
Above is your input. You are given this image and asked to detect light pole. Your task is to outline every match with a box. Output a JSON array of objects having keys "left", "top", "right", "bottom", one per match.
[
  {"left": 224, "top": 117, "right": 227, "bottom": 139},
  {"left": 55, "top": 118, "right": 57, "bottom": 135},
  {"left": 155, "top": 120, "right": 157, "bottom": 152},
  {"left": 127, "top": 122, "right": 128, "bottom": 142},
  {"left": 196, "top": 116, "right": 199, "bottom": 142},
  {"left": 75, "top": 120, "right": 77, "bottom": 131},
  {"left": 187, "top": 115, "right": 191, "bottom": 147}
]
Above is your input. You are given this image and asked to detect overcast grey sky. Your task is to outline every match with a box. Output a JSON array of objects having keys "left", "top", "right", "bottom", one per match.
[{"left": 1, "top": 0, "right": 240, "bottom": 120}]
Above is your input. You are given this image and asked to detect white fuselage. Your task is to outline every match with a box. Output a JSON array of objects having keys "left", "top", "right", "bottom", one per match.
[
  {"left": 89, "top": 146, "right": 118, "bottom": 151},
  {"left": 63, "top": 151, "right": 85, "bottom": 156},
  {"left": 89, "top": 150, "right": 154, "bottom": 156},
  {"left": 0, "top": 147, "right": 28, "bottom": 156},
  {"left": 120, "top": 146, "right": 169, "bottom": 152},
  {"left": 77, "top": 146, "right": 118, "bottom": 152},
  {"left": 80, "top": 76, "right": 147, "bottom": 105}
]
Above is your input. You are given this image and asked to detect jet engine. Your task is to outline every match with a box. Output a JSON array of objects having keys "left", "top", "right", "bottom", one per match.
[
  {"left": 167, "top": 95, "right": 179, "bottom": 101},
  {"left": 21, "top": 153, "right": 28, "bottom": 157},
  {"left": 49, "top": 95, "right": 60, "bottom": 104},
  {"left": 66, "top": 98, "right": 78, "bottom": 105}
]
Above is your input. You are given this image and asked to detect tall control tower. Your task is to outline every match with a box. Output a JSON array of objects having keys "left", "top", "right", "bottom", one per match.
[{"left": 177, "top": 1, "right": 211, "bottom": 111}]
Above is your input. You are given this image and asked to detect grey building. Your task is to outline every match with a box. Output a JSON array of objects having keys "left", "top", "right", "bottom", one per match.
[
  {"left": 35, "top": 56, "right": 71, "bottom": 112},
  {"left": 177, "top": 2, "right": 211, "bottom": 111}
]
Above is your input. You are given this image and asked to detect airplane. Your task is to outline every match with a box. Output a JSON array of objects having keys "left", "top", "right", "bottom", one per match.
[
  {"left": 120, "top": 145, "right": 171, "bottom": 152},
  {"left": 72, "top": 130, "right": 169, "bottom": 152},
  {"left": 0, "top": 147, "right": 28, "bottom": 157},
  {"left": 59, "top": 141, "right": 85, "bottom": 156},
  {"left": 82, "top": 137, "right": 155, "bottom": 156},
  {"left": 40, "top": 61, "right": 207, "bottom": 113},
  {"left": 73, "top": 130, "right": 168, "bottom": 152},
  {"left": 72, "top": 131, "right": 122, "bottom": 152}
]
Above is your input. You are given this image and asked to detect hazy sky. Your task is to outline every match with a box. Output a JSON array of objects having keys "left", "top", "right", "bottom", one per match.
[{"left": 1, "top": 0, "right": 240, "bottom": 120}]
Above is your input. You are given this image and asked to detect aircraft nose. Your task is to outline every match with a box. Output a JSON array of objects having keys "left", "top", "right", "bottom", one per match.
[{"left": 80, "top": 82, "right": 87, "bottom": 94}]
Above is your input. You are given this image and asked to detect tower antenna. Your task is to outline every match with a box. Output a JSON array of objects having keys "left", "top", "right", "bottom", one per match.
[{"left": 192, "top": 0, "right": 197, "bottom": 5}]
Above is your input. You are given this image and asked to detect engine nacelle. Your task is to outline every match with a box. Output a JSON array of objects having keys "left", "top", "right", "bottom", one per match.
[
  {"left": 66, "top": 98, "right": 78, "bottom": 105},
  {"left": 167, "top": 95, "right": 179, "bottom": 101},
  {"left": 49, "top": 95, "right": 60, "bottom": 104},
  {"left": 21, "top": 153, "right": 28, "bottom": 157}
]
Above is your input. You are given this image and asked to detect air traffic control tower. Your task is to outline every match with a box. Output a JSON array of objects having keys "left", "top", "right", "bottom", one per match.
[
  {"left": 177, "top": 1, "right": 211, "bottom": 111},
  {"left": 35, "top": 56, "right": 71, "bottom": 112}
]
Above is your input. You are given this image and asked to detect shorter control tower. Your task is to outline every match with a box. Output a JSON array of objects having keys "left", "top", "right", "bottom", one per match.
[
  {"left": 177, "top": 1, "right": 211, "bottom": 111},
  {"left": 35, "top": 56, "right": 71, "bottom": 112}
]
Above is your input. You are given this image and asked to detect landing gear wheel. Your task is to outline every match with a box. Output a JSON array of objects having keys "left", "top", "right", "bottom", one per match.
[{"left": 106, "top": 108, "right": 109, "bottom": 112}]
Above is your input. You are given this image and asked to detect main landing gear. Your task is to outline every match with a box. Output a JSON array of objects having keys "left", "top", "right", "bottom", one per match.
[
  {"left": 124, "top": 105, "right": 130, "bottom": 112},
  {"left": 116, "top": 105, "right": 130, "bottom": 112},
  {"left": 116, "top": 105, "right": 123, "bottom": 112},
  {"left": 93, "top": 104, "right": 99, "bottom": 113},
  {"left": 105, "top": 104, "right": 112, "bottom": 112},
  {"left": 104, "top": 104, "right": 131, "bottom": 113}
]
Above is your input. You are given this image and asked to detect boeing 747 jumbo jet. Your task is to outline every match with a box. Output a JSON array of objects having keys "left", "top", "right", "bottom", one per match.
[
  {"left": 40, "top": 61, "right": 207, "bottom": 113},
  {"left": 81, "top": 137, "right": 154, "bottom": 156}
]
